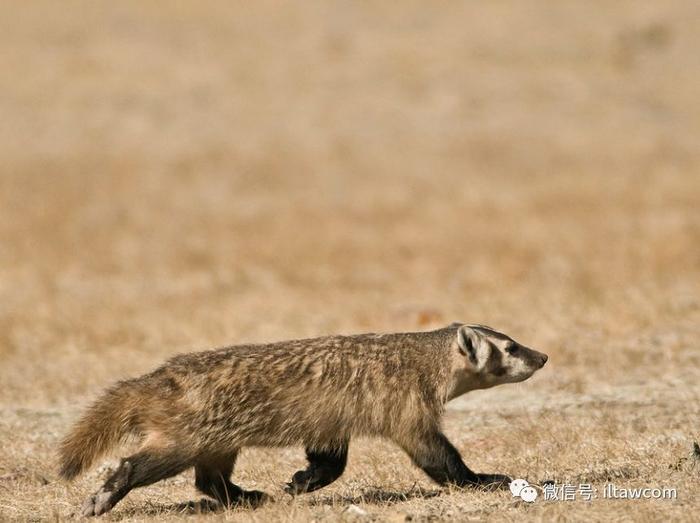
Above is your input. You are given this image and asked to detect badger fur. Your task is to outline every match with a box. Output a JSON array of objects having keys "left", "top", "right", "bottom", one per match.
[{"left": 59, "top": 323, "right": 548, "bottom": 516}]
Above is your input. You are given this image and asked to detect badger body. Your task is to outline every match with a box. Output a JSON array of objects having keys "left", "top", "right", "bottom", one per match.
[{"left": 60, "top": 323, "right": 548, "bottom": 516}]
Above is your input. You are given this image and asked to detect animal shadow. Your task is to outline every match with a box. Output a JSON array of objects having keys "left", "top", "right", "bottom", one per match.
[
  {"left": 310, "top": 486, "right": 443, "bottom": 506},
  {"left": 110, "top": 496, "right": 269, "bottom": 519},
  {"left": 105, "top": 486, "right": 440, "bottom": 518}
]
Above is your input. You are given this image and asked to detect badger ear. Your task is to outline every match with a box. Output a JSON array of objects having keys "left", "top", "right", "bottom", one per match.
[{"left": 457, "top": 326, "right": 479, "bottom": 366}]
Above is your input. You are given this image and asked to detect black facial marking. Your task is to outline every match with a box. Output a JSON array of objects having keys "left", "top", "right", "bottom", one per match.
[{"left": 485, "top": 342, "right": 505, "bottom": 376}]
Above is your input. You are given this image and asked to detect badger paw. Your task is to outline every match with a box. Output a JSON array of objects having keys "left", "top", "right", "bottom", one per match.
[
  {"left": 284, "top": 469, "right": 315, "bottom": 495},
  {"left": 475, "top": 473, "right": 512, "bottom": 490},
  {"left": 235, "top": 489, "right": 272, "bottom": 508},
  {"left": 81, "top": 489, "right": 114, "bottom": 517}
]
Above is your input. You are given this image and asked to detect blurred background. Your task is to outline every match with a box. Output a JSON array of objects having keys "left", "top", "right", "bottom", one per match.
[{"left": 1, "top": 1, "right": 698, "bottom": 405}]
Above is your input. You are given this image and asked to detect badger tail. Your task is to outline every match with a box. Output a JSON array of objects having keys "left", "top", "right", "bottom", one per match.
[{"left": 58, "top": 381, "right": 142, "bottom": 480}]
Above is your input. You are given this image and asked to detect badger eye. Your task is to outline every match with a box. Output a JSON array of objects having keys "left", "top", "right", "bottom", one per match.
[{"left": 506, "top": 344, "right": 519, "bottom": 355}]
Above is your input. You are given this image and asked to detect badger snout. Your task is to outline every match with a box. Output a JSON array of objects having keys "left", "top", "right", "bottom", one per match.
[{"left": 537, "top": 353, "right": 548, "bottom": 368}]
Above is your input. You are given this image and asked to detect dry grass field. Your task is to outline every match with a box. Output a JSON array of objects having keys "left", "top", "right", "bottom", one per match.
[{"left": 1, "top": 1, "right": 699, "bottom": 521}]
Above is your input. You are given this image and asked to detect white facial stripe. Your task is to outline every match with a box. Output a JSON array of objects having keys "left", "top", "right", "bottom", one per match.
[
  {"left": 506, "top": 351, "right": 530, "bottom": 377},
  {"left": 476, "top": 339, "right": 492, "bottom": 371}
]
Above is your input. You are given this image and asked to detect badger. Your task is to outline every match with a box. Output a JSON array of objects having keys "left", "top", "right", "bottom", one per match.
[{"left": 59, "top": 323, "right": 548, "bottom": 516}]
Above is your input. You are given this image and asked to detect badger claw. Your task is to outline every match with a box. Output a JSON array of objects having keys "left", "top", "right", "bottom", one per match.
[
  {"left": 476, "top": 473, "right": 512, "bottom": 490},
  {"left": 81, "top": 489, "right": 114, "bottom": 517},
  {"left": 284, "top": 469, "right": 316, "bottom": 495}
]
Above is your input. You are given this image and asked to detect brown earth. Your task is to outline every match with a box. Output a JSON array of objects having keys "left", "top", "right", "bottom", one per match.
[{"left": 1, "top": 1, "right": 699, "bottom": 521}]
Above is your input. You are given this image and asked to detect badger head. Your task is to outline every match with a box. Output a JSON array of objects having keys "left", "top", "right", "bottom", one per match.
[{"left": 447, "top": 323, "right": 548, "bottom": 399}]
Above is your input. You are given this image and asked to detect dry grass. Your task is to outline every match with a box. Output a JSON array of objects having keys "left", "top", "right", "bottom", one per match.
[{"left": 1, "top": 1, "right": 699, "bottom": 521}]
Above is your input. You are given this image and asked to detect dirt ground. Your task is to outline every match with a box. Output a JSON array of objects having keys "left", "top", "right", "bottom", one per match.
[{"left": 1, "top": 1, "right": 699, "bottom": 521}]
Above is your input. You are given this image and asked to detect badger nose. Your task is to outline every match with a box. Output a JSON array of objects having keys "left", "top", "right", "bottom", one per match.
[{"left": 540, "top": 354, "right": 548, "bottom": 367}]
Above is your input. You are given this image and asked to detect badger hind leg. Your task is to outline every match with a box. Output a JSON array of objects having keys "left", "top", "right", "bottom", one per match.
[
  {"left": 195, "top": 451, "right": 270, "bottom": 508},
  {"left": 285, "top": 441, "right": 349, "bottom": 495},
  {"left": 81, "top": 449, "right": 191, "bottom": 516}
]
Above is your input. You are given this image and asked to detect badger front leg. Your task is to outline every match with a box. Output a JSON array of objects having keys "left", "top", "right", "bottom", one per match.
[
  {"left": 398, "top": 430, "right": 511, "bottom": 490},
  {"left": 285, "top": 441, "right": 349, "bottom": 495}
]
